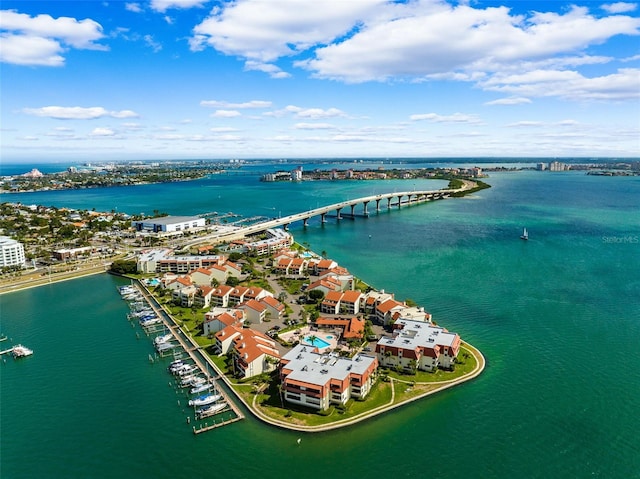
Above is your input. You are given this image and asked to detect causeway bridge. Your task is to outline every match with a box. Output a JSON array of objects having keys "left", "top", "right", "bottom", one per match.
[{"left": 185, "top": 186, "right": 467, "bottom": 247}]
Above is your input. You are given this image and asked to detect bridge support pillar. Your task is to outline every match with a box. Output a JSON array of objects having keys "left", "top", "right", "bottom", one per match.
[
  {"left": 321, "top": 213, "right": 327, "bottom": 223},
  {"left": 303, "top": 218, "right": 308, "bottom": 227},
  {"left": 387, "top": 198, "right": 391, "bottom": 209},
  {"left": 336, "top": 207, "right": 342, "bottom": 220},
  {"left": 397, "top": 195, "right": 402, "bottom": 208},
  {"left": 283, "top": 223, "right": 289, "bottom": 231},
  {"left": 350, "top": 204, "right": 355, "bottom": 216},
  {"left": 363, "top": 201, "right": 369, "bottom": 216}
]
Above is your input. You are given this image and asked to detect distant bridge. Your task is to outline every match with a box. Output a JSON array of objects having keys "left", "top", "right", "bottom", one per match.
[{"left": 183, "top": 185, "right": 468, "bottom": 247}]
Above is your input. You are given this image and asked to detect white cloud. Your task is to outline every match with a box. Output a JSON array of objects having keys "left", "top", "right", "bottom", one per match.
[
  {"left": 621, "top": 53, "right": 640, "bottom": 62},
  {"left": 506, "top": 121, "right": 545, "bottom": 128},
  {"left": 244, "top": 60, "right": 291, "bottom": 79},
  {"left": 143, "top": 34, "right": 162, "bottom": 52},
  {"left": 410, "top": 112, "right": 482, "bottom": 124},
  {"left": 122, "top": 123, "right": 144, "bottom": 131},
  {"left": 201, "top": 100, "right": 272, "bottom": 109},
  {"left": 485, "top": 97, "right": 532, "bottom": 106},
  {"left": 0, "top": 10, "right": 107, "bottom": 66},
  {"left": 125, "top": 3, "right": 143, "bottom": 13},
  {"left": 91, "top": 127, "right": 116, "bottom": 136},
  {"left": 286, "top": 105, "right": 347, "bottom": 119},
  {"left": 301, "top": 5, "right": 640, "bottom": 83},
  {"left": 211, "top": 134, "right": 242, "bottom": 141},
  {"left": 150, "top": 0, "right": 206, "bottom": 13},
  {"left": 481, "top": 68, "right": 640, "bottom": 101},
  {"left": 211, "top": 110, "right": 242, "bottom": 118},
  {"left": 293, "top": 122, "right": 337, "bottom": 130},
  {"left": 23, "top": 106, "right": 139, "bottom": 120},
  {"left": 601, "top": 2, "right": 637, "bottom": 14},
  {"left": 190, "top": 0, "right": 385, "bottom": 61},
  {"left": 0, "top": 34, "right": 64, "bottom": 66},
  {"left": 210, "top": 127, "right": 240, "bottom": 132}
]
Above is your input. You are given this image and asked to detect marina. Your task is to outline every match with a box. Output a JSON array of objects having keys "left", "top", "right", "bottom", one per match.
[{"left": 118, "top": 281, "right": 244, "bottom": 433}]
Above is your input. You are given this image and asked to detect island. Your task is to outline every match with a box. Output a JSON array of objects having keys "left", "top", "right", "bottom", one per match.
[{"left": 115, "top": 229, "right": 485, "bottom": 431}]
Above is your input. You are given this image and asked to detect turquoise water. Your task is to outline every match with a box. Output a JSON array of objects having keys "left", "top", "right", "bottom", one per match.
[
  {"left": 303, "top": 335, "right": 331, "bottom": 349},
  {"left": 2, "top": 169, "right": 639, "bottom": 478}
]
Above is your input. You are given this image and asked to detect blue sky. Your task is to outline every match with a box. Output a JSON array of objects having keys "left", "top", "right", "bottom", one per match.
[{"left": 1, "top": 0, "right": 639, "bottom": 162}]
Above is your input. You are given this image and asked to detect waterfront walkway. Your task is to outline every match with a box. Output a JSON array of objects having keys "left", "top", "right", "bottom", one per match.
[{"left": 247, "top": 342, "right": 485, "bottom": 432}]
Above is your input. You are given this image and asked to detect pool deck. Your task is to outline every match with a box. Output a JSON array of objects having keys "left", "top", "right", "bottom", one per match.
[{"left": 279, "top": 326, "right": 340, "bottom": 350}]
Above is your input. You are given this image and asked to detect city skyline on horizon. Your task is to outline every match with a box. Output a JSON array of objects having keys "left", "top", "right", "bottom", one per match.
[{"left": 2, "top": 0, "right": 639, "bottom": 162}]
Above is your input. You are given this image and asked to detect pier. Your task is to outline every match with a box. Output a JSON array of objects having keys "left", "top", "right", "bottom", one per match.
[{"left": 130, "top": 282, "right": 246, "bottom": 431}]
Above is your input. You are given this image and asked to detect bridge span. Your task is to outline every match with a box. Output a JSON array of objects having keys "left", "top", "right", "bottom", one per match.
[{"left": 185, "top": 187, "right": 464, "bottom": 247}]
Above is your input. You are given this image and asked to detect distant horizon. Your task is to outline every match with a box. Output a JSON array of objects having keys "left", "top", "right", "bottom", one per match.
[{"left": 2, "top": 156, "right": 639, "bottom": 166}]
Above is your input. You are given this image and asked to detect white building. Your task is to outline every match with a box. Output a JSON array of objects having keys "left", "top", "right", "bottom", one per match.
[
  {"left": 0, "top": 236, "right": 26, "bottom": 268},
  {"left": 375, "top": 319, "right": 461, "bottom": 372},
  {"left": 132, "top": 215, "right": 205, "bottom": 233}
]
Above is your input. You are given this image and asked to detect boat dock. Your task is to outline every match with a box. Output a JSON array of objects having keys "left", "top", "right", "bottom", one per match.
[
  {"left": 193, "top": 414, "right": 243, "bottom": 435},
  {"left": 121, "top": 281, "right": 245, "bottom": 433}
]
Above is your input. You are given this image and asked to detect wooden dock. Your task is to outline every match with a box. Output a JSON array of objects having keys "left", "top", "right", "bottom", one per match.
[
  {"left": 0, "top": 347, "right": 15, "bottom": 356},
  {"left": 193, "top": 415, "right": 243, "bottom": 435},
  {"left": 131, "top": 282, "right": 245, "bottom": 432}
]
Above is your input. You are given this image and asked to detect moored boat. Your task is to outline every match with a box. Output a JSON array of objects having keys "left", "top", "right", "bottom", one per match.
[
  {"left": 189, "top": 383, "right": 213, "bottom": 395},
  {"left": 195, "top": 401, "right": 227, "bottom": 419},
  {"left": 154, "top": 333, "right": 173, "bottom": 345},
  {"left": 189, "top": 393, "right": 222, "bottom": 407},
  {"left": 12, "top": 344, "right": 34, "bottom": 358}
]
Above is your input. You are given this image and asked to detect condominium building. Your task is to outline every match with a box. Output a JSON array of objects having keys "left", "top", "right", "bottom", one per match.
[
  {"left": 376, "top": 319, "right": 460, "bottom": 372},
  {"left": 0, "top": 236, "right": 26, "bottom": 268},
  {"left": 280, "top": 344, "right": 378, "bottom": 411}
]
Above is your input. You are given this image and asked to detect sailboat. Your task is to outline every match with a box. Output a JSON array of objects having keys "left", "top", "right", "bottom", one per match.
[{"left": 520, "top": 228, "right": 529, "bottom": 240}]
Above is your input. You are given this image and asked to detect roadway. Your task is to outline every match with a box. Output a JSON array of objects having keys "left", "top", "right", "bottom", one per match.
[{"left": 183, "top": 185, "right": 469, "bottom": 248}]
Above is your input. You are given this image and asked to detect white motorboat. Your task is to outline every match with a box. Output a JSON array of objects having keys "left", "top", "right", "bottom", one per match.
[{"left": 154, "top": 334, "right": 173, "bottom": 345}]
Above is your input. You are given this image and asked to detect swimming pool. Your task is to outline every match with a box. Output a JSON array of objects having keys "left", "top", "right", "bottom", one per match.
[{"left": 303, "top": 335, "right": 331, "bottom": 349}]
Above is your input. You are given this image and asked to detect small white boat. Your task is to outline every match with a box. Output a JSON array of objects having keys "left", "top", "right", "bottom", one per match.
[
  {"left": 189, "top": 383, "right": 213, "bottom": 395},
  {"left": 520, "top": 227, "right": 528, "bottom": 240},
  {"left": 12, "top": 344, "right": 33, "bottom": 358},
  {"left": 156, "top": 341, "right": 177, "bottom": 352},
  {"left": 176, "top": 365, "right": 198, "bottom": 376},
  {"left": 181, "top": 376, "right": 206, "bottom": 388},
  {"left": 170, "top": 363, "right": 192, "bottom": 374},
  {"left": 154, "top": 334, "right": 173, "bottom": 345},
  {"left": 195, "top": 402, "right": 226, "bottom": 418},
  {"left": 189, "top": 393, "right": 222, "bottom": 407}
]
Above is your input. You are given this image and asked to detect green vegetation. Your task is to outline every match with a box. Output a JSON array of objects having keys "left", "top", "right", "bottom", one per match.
[
  {"left": 385, "top": 346, "right": 478, "bottom": 383},
  {"left": 249, "top": 377, "right": 394, "bottom": 427},
  {"left": 110, "top": 259, "right": 138, "bottom": 275},
  {"left": 450, "top": 180, "right": 491, "bottom": 197}
]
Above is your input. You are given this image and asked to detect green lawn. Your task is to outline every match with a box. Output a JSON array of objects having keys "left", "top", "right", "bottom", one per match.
[
  {"left": 386, "top": 346, "right": 478, "bottom": 383},
  {"left": 251, "top": 379, "right": 393, "bottom": 427}
]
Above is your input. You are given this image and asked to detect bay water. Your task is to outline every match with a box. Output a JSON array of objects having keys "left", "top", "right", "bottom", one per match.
[{"left": 1, "top": 168, "right": 639, "bottom": 478}]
